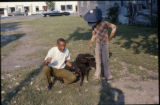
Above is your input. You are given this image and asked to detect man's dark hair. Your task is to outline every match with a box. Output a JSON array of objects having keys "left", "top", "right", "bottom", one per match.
[
  {"left": 57, "top": 38, "right": 66, "bottom": 44},
  {"left": 92, "top": 19, "right": 102, "bottom": 30}
]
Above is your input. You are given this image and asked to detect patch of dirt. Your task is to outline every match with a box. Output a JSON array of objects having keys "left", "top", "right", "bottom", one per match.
[
  {"left": 110, "top": 58, "right": 159, "bottom": 104},
  {"left": 119, "top": 59, "right": 158, "bottom": 79},
  {"left": 110, "top": 79, "right": 159, "bottom": 104}
]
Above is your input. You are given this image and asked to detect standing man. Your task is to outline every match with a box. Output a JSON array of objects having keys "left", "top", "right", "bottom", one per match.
[
  {"left": 84, "top": 8, "right": 117, "bottom": 81},
  {"left": 43, "top": 38, "right": 76, "bottom": 90}
]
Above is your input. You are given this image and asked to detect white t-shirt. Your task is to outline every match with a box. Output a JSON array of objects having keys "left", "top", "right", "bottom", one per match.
[{"left": 44, "top": 46, "right": 70, "bottom": 69}]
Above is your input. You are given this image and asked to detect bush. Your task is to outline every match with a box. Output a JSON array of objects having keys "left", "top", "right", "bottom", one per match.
[{"left": 107, "top": 3, "right": 119, "bottom": 23}]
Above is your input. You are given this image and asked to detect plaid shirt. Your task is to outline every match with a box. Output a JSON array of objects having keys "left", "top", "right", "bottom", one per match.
[{"left": 93, "top": 20, "right": 115, "bottom": 44}]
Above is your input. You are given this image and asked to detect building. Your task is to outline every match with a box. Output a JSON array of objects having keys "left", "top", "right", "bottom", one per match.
[
  {"left": 0, "top": 2, "right": 47, "bottom": 17},
  {"left": 0, "top": 1, "right": 78, "bottom": 17},
  {"left": 77, "top": 0, "right": 157, "bottom": 24},
  {"left": 55, "top": 1, "right": 78, "bottom": 13},
  {"left": 77, "top": 1, "right": 121, "bottom": 18},
  {"left": 78, "top": 1, "right": 157, "bottom": 17}
]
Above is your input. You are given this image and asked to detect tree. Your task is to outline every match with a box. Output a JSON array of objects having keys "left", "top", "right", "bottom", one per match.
[
  {"left": 46, "top": 1, "right": 55, "bottom": 11},
  {"left": 127, "top": 1, "right": 137, "bottom": 24},
  {"left": 107, "top": 3, "right": 119, "bottom": 23},
  {"left": 120, "top": 0, "right": 124, "bottom": 7}
]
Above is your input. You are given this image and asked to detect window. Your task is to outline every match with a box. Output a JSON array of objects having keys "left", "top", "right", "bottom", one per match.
[
  {"left": 24, "top": 7, "right": 29, "bottom": 12},
  {"left": 10, "top": 7, "right": 15, "bottom": 13},
  {"left": 67, "top": 5, "right": 72, "bottom": 10},
  {"left": 0, "top": 8, "right": 4, "bottom": 15},
  {"left": 142, "top": 4, "right": 146, "bottom": 9},
  {"left": 61, "top": 5, "right": 65, "bottom": 11},
  {"left": 36, "top": 6, "right": 39, "bottom": 12}
]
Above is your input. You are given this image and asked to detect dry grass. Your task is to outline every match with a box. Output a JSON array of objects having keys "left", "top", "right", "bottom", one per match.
[{"left": 1, "top": 16, "right": 158, "bottom": 105}]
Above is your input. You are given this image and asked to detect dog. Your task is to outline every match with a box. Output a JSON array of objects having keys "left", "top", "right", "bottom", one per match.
[{"left": 70, "top": 53, "right": 96, "bottom": 86}]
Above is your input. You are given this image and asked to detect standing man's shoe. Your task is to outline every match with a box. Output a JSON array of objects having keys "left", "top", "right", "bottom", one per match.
[{"left": 107, "top": 75, "right": 113, "bottom": 80}]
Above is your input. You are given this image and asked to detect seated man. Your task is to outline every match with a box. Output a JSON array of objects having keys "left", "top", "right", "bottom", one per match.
[{"left": 43, "top": 38, "right": 76, "bottom": 90}]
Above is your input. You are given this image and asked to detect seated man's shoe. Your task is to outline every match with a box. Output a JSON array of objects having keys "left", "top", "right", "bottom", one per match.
[{"left": 48, "top": 83, "right": 53, "bottom": 90}]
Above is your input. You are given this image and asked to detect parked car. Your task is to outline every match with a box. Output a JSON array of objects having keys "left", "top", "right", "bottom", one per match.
[
  {"left": 42, "top": 10, "right": 70, "bottom": 17},
  {"left": 30, "top": 10, "right": 47, "bottom": 15},
  {"left": 36, "top": 10, "right": 47, "bottom": 15},
  {"left": 62, "top": 12, "right": 70, "bottom": 16},
  {"left": 8, "top": 11, "right": 25, "bottom": 16}
]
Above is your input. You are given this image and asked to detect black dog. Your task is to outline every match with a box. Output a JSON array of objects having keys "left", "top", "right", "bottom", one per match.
[{"left": 70, "top": 53, "right": 96, "bottom": 86}]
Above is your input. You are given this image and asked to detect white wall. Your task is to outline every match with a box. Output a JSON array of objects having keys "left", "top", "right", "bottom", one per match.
[
  {"left": 0, "top": 1, "right": 77, "bottom": 17},
  {"left": 55, "top": 1, "right": 77, "bottom": 13},
  {"left": 0, "top": 2, "right": 46, "bottom": 8},
  {"left": 0, "top": 2, "right": 46, "bottom": 17}
]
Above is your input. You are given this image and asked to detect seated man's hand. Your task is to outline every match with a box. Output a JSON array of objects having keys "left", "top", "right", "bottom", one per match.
[
  {"left": 70, "top": 65, "right": 75, "bottom": 71},
  {"left": 44, "top": 58, "right": 52, "bottom": 65}
]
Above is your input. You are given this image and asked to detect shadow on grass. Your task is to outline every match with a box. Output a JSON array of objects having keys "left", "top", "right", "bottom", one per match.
[
  {"left": 114, "top": 25, "right": 158, "bottom": 55},
  {"left": 65, "top": 23, "right": 158, "bottom": 56},
  {"left": 2, "top": 65, "right": 43, "bottom": 105},
  {"left": 1, "top": 21, "right": 25, "bottom": 48},
  {"left": 98, "top": 79, "right": 125, "bottom": 105},
  {"left": 1, "top": 22, "right": 21, "bottom": 32},
  {"left": 1, "top": 33, "right": 25, "bottom": 47},
  {"left": 97, "top": 63, "right": 124, "bottom": 105},
  {"left": 66, "top": 27, "right": 92, "bottom": 43}
]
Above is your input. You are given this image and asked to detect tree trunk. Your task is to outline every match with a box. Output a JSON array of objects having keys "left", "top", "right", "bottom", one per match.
[
  {"left": 150, "top": 0, "right": 153, "bottom": 25},
  {"left": 121, "top": 0, "right": 123, "bottom": 7}
]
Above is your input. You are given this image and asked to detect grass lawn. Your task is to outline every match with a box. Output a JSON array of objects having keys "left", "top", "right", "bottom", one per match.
[{"left": 1, "top": 16, "right": 158, "bottom": 105}]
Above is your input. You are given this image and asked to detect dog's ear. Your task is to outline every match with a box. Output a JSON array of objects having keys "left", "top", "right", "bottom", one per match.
[
  {"left": 76, "top": 54, "right": 88, "bottom": 63},
  {"left": 91, "top": 57, "right": 95, "bottom": 61},
  {"left": 85, "top": 57, "right": 95, "bottom": 61},
  {"left": 80, "top": 58, "right": 88, "bottom": 63}
]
